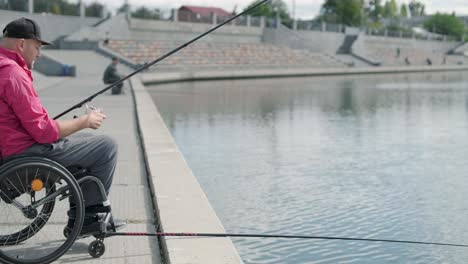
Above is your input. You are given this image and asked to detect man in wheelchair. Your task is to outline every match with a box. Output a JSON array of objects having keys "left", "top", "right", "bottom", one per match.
[{"left": 0, "top": 18, "right": 125, "bottom": 237}]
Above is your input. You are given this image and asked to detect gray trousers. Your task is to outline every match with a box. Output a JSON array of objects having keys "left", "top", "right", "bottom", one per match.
[{"left": 23, "top": 132, "right": 118, "bottom": 207}]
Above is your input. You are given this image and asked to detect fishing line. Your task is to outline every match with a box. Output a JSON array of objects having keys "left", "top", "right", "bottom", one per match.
[{"left": 107, "top": 232, "right": 468, "bottom": 248}]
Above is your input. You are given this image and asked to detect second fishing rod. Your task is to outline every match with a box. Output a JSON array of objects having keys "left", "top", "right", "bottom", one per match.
[{"left": 53, "top": 0, "right": 271, "bottom": 120}]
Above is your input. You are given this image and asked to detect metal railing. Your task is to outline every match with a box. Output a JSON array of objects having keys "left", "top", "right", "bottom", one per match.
[{"left": 366, "top": 27, "right": 462, "bottom": 42}]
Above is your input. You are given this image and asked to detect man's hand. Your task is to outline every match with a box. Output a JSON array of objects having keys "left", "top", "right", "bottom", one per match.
[
  {"left": 85, "top": 111, "right": 107, "bottom": 129},
  {"left": 57, "top": 110, "right": 107, "bottom": 138}
]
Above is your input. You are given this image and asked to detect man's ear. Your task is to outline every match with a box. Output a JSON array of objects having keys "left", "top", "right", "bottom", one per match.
[{"left": 16, "top": 39, "right": 26, "bottom": 53}]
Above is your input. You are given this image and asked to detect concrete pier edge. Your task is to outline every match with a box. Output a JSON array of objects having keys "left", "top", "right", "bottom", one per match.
[
  {"left": 129, "top": 77, "right": 243, "bottom": 264},
  {"left": 129, "top": 78, "right": 170, "bottom": 264},
  {"left": 140, "top": 65, "right": 468, "bottom": 85}
]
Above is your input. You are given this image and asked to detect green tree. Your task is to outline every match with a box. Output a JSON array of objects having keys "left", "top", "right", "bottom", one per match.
[
  {"left": 33, "top": 0, "right": 47, "bottom": 13},
  {"left": 383, "top": 0, "right": 398, "bottom": 18},
  {"left": 51, "top": 3, "right": 61, "bottom": 14},
  {"left": 86, "top": 2, "right": 104, "bottom": 17},
  {"left": 60, "top": 1, "right": 78, "bottom": 16},
  {"left": 1, "top": 0, "right": 103, "bottom": 17},
  {"left": 400, "top": 3, "right": 408, "bottom": 18},
  {"left": 1, "top": 0, "right": 27, "bottom": 11},
  {"left": 132, "top": 6, "right": 160, "bottom": 20},
  {"left": 423, "top": 13, "right": 465, "bottom": 38},
  {"left": 34, "top": 0, "right": 78, "bottom": 16},
  {"left": 369, "top": 0, "right": 384, "bottom": 21},
  {"left": 321, "top": 0, "right": 362, "bottom": 26},
  {"left": 408, "top": 0, "right": 425, "bottom": 17},
  {"left": 243, "top": 0, "right": 290, "bottom": 20},
  {"left": 117, "top": 3, "right": 130, "bottom": 14}
]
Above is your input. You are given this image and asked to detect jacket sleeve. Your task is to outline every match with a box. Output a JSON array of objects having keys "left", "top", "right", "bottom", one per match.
[{"left": 5, "top": 73, "right": 59, "bottom": 144}]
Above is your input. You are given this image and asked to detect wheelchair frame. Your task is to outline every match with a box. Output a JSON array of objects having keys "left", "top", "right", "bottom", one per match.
[{"left": 0, "top": 156, "right": 115, "bottom": 263}]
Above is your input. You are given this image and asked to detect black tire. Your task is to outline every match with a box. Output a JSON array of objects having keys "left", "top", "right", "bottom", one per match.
[
  {"left": 0, "top": 157, "right": 85, "bottom": 264},
  {"left": 88, "top": 240, "right": 106, "bottom": 258},
  {"left": 63, "top": 226, "right": 70, "bottom": 238}
]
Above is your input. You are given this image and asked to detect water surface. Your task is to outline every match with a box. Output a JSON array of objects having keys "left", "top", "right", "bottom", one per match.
[{"left": 148, "top": 71, "right": 468, "bottom": 263}]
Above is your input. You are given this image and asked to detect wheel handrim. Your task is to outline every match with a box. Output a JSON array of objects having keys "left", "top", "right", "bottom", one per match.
[{"left": 0, "top": 159, "right": 84, "bottom": 264}]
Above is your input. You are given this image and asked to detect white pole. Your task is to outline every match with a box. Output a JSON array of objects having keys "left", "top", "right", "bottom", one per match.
[
  {"left": 80, "top": 0, "right": 85, "bottom": 18},
  {"left": 125, "top": 0, "right": 130, "bottom": 18},
  {"left": 28, "top": 0, "right": 33, "bottom": 14},
  {"left": 212, "top": 12, "right": 217, "bottom": 26},
  {"left": 292, "top": 0, "right": 295, "bottom": 21},
  {"left": 172, "top": 9, "right": 178, "bottom": 22}
]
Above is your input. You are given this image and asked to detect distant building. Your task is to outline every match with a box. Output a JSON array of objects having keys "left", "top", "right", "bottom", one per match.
[{"left": 178, "top": 5, "right": 232, "bottom": 23}]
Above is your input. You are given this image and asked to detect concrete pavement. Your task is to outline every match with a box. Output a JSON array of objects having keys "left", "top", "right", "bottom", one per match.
[{"left": 34, "top": 50, "right": 162, "bottom": 264}]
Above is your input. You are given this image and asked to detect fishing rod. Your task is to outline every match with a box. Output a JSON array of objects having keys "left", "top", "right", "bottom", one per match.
[
  {"left": 107, "top": 232, "right": 468, "bottom": 248},
  {"left": 53, "top": 0, "right": 271, "bottom": 120}
]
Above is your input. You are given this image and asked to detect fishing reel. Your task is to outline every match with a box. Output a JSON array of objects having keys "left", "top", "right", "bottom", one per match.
[
  {"left": 73, "top": 104, "right": 103, "bottom": 119},
  {"left": 85, "top": 104, "right": 103, "bottom": 114}
]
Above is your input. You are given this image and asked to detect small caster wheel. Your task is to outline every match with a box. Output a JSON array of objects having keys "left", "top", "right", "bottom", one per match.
[
  {"left": 63, "top": 227, "right": 70, "bottom": 238},
  {"left": 88, "top": 240, "right": 106, "bottom": 258}
]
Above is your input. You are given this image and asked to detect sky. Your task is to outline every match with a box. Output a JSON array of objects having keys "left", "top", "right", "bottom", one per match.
[{"left": 77, "top": 0, "right": 468, "bottom": 20}]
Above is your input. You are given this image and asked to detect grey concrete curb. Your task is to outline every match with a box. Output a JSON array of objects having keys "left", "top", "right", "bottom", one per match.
[
  {"left": 129, "top": 77, "right": 243, "bottom": 264},
  {"left": 140, "top": 65, "right": 468, "bottom": 85}
]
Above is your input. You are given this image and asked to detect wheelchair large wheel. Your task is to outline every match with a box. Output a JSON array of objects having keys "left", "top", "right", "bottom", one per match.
[
  {"left": 0, "top": 157, "right": 84, "bottom": 264},
  {"left": 0, "top": 183, "right": 55, "bottom": 246}
]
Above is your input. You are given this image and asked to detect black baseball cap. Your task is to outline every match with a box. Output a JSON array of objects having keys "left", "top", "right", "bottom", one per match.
[{"left": 2, "top": 17, "right": 51, "bottom": 45}]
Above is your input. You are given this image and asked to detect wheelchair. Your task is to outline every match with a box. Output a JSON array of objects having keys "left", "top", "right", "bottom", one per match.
[{"left": 0, "top": 155, "right": 116, "bottom": 263}]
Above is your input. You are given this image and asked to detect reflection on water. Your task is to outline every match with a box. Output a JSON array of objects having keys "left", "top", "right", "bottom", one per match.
[{"left": 148, "top": 71, "right": 468, "bottom": 263}]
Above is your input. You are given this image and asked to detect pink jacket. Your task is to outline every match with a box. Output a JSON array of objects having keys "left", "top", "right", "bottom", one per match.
[{"left": 0, "top": 46, "right": 59, "bottom": 158}]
